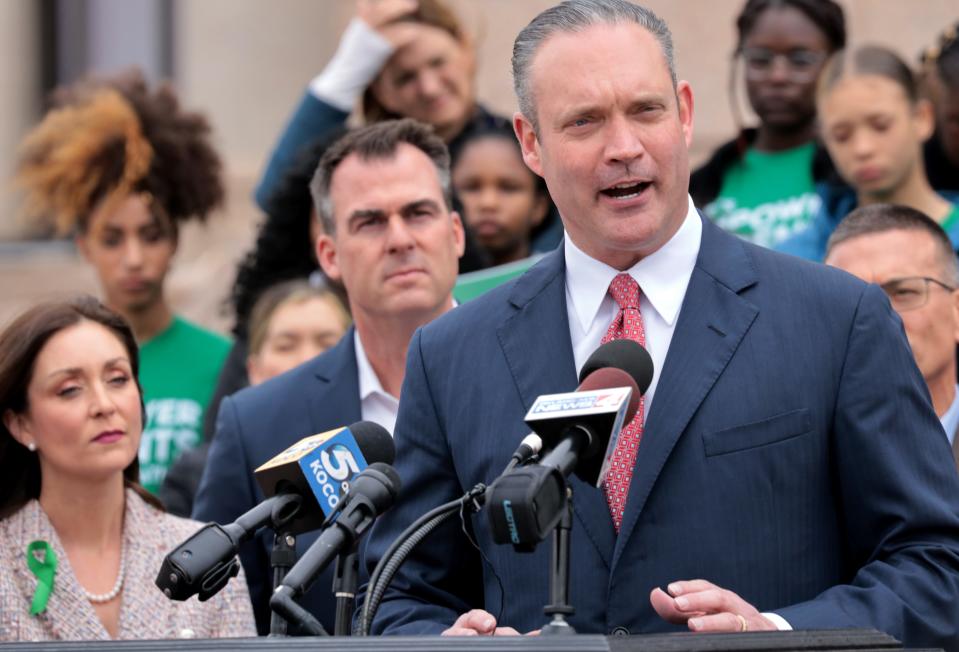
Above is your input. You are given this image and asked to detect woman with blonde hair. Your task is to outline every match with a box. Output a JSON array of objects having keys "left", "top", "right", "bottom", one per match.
[
  {"left": 0, "top": 297, "right": 254, "bottom": 641},
  {"left": 256, "top": 0, "right": 515, "bottom": 272}
]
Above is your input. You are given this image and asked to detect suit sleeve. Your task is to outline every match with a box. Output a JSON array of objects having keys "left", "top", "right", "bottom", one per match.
[
  {"left": 776, "top": 283, "right": 959, "bottom": 649},
  {"left": 192, "top": 395, "right": 272, "bottom": 635},
  {"left": 359, "top": 328, "right": 485, "bottom": 635},
  {"left": 253, "top": 92, "right": 349, "bottom": 212}
]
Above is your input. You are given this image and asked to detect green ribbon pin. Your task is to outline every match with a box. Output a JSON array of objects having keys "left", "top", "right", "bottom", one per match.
[{"left": 26, "top": 540, "right": 57, "bottom": 615}]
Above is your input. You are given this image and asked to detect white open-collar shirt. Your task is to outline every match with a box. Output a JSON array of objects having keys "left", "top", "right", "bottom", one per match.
[{"left": 564, "top": 195, "right": 702, "bottom": 422}]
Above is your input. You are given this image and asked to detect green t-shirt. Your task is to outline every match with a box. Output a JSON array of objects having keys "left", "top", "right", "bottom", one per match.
[
  {"left": 454, "top": 255, "right": 544, "bottom": 303},
  {"left": 138, "top": 316, "right": 231, "bottom": 494},
  {"left": 705, "top": 142, "right": 821, "bottom": 248}
]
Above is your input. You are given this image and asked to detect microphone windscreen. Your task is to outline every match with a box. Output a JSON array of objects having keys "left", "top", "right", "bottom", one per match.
[
  {"left": 578, "top": 340, "right": 654, "bottom": 394},
  {"left": 578, "top": 367, "right": 640, "bottom": 423},
  {"left": 367, "top": 461, "right": 402, "bottom": 495},
  {"left": 349, "top": 421, "right": 396, "bottom": 465}
]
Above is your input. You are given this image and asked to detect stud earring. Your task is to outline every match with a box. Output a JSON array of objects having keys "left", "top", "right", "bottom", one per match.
[{"left": 27, "top": 442, "right": 36, "bottom": 452}]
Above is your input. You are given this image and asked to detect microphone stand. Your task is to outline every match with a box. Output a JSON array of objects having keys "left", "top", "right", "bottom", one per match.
[
  {"left": 333, "top": 547, "right": 359, "bottom": 636},
  {"left": 269, "top": 531, "right": 298, "bottom": 636},
  {"left": 541, "top": 484, "right": 576, "bottom": 635}
]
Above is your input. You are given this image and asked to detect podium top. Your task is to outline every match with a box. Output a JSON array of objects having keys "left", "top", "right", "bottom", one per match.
[{"left": 0, "top": 629, "right": 909, "bottom": 652}]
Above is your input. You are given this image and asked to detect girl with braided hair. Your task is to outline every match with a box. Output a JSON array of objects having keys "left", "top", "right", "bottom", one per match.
[
  {"left": 16, "top": 70, "right": 231, "bottom": 495},
  {"left": 690, "top": 0, "right": 846, "bottom": 248}
]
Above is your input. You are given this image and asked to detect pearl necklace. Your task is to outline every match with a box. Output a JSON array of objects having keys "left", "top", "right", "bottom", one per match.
[{"left": 83, "top": 548, "right": 126, "bottom": 604}]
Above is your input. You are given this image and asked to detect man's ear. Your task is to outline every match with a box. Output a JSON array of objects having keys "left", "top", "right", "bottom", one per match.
[
  {"left": 317, "top": 233, "right": 342, "bottom": 283},
  {"left": 514, "top": 112, "right": 544, "bottom": 178},
  {"left": 450, "top": 210, "right": 466, "bottom": 259},
  {"left": 676, "top": 80, "right": 695, "bottom": 149}
]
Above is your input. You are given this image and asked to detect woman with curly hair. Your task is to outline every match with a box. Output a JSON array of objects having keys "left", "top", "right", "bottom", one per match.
[{"left": 15, "top": 70, "right": 231, "bottom": 495}]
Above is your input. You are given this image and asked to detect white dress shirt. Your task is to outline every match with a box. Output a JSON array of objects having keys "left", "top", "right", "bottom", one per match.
[
  {"left": 565, "top": 195, "right": 702, "bottom": 421},
  {"left": 354, "top": 330, "right": 400, "bottom": 436}
]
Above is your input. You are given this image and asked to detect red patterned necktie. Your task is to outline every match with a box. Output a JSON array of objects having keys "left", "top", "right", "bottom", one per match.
[{"left": 601, "top": 273, "right": 646, "bottom": 532}]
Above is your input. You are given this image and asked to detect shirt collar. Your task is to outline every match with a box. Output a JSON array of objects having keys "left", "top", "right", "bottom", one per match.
[
  {"left": 940, "top": 384, "right": 959, "bottom": 445},
  {"left": 564, "top": 195, "right": 702, "bottom": 333},
  {"left": 352, "top": 298, "right": 458, "bottom": 401},
  {"left": 354, "top": 330, "right": 391, "bottom": 401}
]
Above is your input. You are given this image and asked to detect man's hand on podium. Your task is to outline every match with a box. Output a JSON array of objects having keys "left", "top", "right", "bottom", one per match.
[
  {"left": 650, "top": 579, "right": 778, "bottom": 633},
  {"left": 442, "top": 609, "right": 540, "bottom": 636}
]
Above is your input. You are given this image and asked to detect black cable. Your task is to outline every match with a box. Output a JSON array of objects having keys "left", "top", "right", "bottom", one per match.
[{"left": 358, "top": 484, "right": 486, "bottom": 636}]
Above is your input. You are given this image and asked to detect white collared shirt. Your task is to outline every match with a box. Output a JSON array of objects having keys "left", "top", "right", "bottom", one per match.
[
  {"left": 354, "top": 330, "right": 400, "bottom": 436},
  {"left": 564, "top": 195, "right": 703, "bottom": 420}
]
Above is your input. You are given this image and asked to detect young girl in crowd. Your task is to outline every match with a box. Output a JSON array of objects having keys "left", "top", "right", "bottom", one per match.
[
  {"left": 690, "top": 0, "right": 846, "bottom": 248},
  {"left": 15, "top": 72, "right": 231, "bottom": 494},
  {"left": 778, "top": 45, "right": 959, "bottom": 261},
  {"left": 159, "top": 280, "right": 350, "bottom": 517},
  {"left": 451, "top": 125, "right": 551, "bottom": 267},
  {"left": 0, "top": 297, "right": 254, "bottom": 641}
]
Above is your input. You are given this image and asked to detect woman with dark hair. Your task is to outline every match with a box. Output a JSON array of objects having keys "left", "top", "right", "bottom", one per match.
[
  {"left": 920, "top": 21, "right": 959, "bottom": 192},
  {"left": 0, "top": 297, "right": 254, "bottom": 641},
  {"left": 778, "top": 45, "right": 959, "bottom": 260},
  {"left": 255, "top": 0, "right": 509, "bottom": 272},
  {"left": 15, "top": 70, "right": 232, "bottom": 495},
  {"left": 690, "top": 0, "right": 845, "bottom": 248}
]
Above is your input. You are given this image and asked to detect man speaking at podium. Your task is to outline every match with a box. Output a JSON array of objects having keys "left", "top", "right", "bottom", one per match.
[{"left": 363, "top": 1, "right": 959, "bottom": 648}]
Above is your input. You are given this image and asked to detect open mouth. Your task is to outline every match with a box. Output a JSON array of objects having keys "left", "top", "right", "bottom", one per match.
[{"left": 600, "top": 181, "right": 652, "bottom": 201}]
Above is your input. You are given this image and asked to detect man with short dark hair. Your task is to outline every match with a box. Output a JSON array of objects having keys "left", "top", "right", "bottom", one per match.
[
  {"left": 363, "top": 1, "right": 959, "bottom": 647},
  {"left": 826, "top": 204, "right": 959, "bottom": 447},
  {"left": 193, "top": 119, "right": 464, "bottom": 633}
]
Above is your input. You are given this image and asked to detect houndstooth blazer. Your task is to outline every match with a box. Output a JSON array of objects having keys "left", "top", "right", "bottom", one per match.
[{"left": 0, "top": 489, "right": 256, "bottom": 641}]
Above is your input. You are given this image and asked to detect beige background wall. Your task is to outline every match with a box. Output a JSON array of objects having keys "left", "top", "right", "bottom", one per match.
[{"left": 1, "top": 1, "right": 957, "bottom": 330}]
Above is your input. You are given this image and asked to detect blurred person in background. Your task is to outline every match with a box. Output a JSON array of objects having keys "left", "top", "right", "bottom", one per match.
[
  {"left": 450, "top": 124, "right": 558, "bottom": 301},
  {"left": 15, "top": 71, "right": 231, "bottom": 495},
  {"left": 920, "top": 21, "right": 959, "bottom": 193},
  {"left": 255, "top": 0, "right": 523, "bottom": 272},
  {"left": 778, "top": 46, "right": 959, "bottom": 261},
  {"left": 202, "top": 133, "right": 349, "bottom": 448},
  {"left": 690, "top": 0, "right": 846, "bottom": 248},
  {"left": 452, "top": 124, "right": 552, "bottom": 267},
  {"left": 193, "top": 120, "right": 463, "bottom": 633},
  {"left": 825, "top": 205, "right": 959, "bottom": 453},
  {"left": 160, "top": 281, "right": 350, "bottom": 517},
  {"left": 0, "top": 297, "right": 254, "bottom": 641}
]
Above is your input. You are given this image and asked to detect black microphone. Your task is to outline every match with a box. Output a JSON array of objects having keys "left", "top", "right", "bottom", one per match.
[
  {"left": 156, "top": 421, "right": 394, "bottom": 602},
  {"left": 486, "top": 341, "right": 654, "bottom": 549},
  {"left": 271, "top": 463, "right": 401, "bottom": 631},
  {"left": 255, "top": 421, "right": 395, "bottom": 534}
]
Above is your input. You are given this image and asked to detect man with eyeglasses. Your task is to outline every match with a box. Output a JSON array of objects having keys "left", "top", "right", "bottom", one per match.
[{"left": 826, "top": 204, "right": 959, "bottom": 452}]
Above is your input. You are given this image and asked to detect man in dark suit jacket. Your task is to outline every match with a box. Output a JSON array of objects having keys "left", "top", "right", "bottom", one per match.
[
  {"left": 363, "top": 1, "right": 959, "bottom": 648},
  {"left": 193, "top": 119, "right": 464, "bottom": 633}
]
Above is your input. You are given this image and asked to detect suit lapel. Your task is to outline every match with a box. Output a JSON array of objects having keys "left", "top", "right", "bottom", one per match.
[
  {"left": 613, "top": 219, "right": 760, "bottom": 568},
  {"left": 308, "top": 328, "right": 363, "bottom": 432},
  {"left": 496, "top": 248, "right": 617, "bottom": 568}
]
